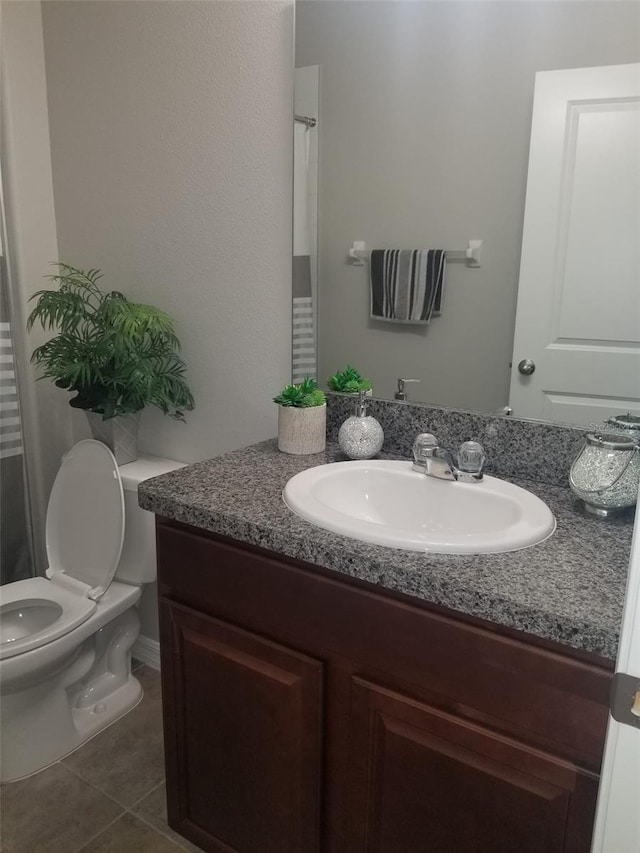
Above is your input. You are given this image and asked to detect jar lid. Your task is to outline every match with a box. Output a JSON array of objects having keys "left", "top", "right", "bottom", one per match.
[
  {"left": 586, "top": 432, "right": 639, "bottom": 451},
  {"left": 606, "top": 412, "right": 640, "bottom": 431}
]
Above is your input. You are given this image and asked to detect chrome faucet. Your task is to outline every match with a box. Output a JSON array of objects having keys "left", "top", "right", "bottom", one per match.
[
  {"left": 395, "top": 378, "right": 420, "bottom": 401},
  {"left": 412, "top": 434, "right": 486, "bottom": 483}
]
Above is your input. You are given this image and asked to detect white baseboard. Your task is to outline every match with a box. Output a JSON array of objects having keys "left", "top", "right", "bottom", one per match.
[{"left": 132, "top": 635, "right": 161, "bottom": 671}]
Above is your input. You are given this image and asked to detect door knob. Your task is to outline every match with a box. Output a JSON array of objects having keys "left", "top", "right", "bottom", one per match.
[{"left": 517, "top": 359, "right": 536, "bottom": 376}]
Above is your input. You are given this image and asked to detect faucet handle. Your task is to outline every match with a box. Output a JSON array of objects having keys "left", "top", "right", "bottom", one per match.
[
  {"left": 457, "top": 441, "right": 486, "bottom": 478},
  {"left": 413, "top": 433, "right": 438, "bottom": 467}
]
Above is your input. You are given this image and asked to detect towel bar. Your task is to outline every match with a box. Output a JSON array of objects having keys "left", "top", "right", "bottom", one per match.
[{"left": 348, "top": 240, "right": 482, "bottom": 268}]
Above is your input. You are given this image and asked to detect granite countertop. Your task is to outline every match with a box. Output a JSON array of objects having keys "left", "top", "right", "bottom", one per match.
[{"left": 138, "top": 439, "right": 635, "bottom": 661}]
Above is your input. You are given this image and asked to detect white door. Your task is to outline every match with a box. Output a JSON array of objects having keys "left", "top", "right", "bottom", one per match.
[
  {"left": 509, "top": 64, "right": 640, "bottom": 427},
  {"left": 591, "top": 493, "right": 640, "bottom": 852}
]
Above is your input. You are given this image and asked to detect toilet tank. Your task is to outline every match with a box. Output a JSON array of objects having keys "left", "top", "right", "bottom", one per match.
[{"left": 116, "top": 455, "right": 186, "bottom": 584}]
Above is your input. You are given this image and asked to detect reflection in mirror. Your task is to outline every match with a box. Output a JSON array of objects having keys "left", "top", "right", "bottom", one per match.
[
  {"left": 294, "top": 1, "right": 640, "bottom": 426},
  {"left": 293, "top": 69, "right": 319, "bottom": 385}
]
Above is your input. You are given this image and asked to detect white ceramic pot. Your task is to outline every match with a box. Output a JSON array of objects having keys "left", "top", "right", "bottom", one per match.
[
  {"left": 277, "top": 404, "right": 326, "bottom": 455},
  {"left": 85, "top": 411, "right": 141, "bottom": 465}
]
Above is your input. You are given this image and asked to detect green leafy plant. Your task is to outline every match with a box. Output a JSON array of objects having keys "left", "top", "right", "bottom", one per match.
[
  {"left": 327, "top": 364, "right": 372, "bottom": 394},
  {"left": 273, "top": 377, "right": 326, "bottom": 408},
  {"left": 27, "top": 263, "right": 195, "bottom": 420}
]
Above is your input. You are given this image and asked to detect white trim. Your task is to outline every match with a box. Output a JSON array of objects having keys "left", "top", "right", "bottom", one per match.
[
  {"left": 132, "top": 634, "right": 161, "bottom": 671},
  {"left": 591, "top": 480, "right": 640, "bottom": 850}
]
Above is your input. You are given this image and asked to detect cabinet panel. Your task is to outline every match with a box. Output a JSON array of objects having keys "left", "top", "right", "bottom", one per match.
[
  {"left": 156, "top": 522, "right": 608, "bottom": 852},
  {"left": 346, "top": 677, "right": 599, "bottom": 853},
  {"left": 160, "top": 599, "right": 324, "bottom": 853},
  {"left": 157, "top": 522, "right": 611, "bottom": 770}
]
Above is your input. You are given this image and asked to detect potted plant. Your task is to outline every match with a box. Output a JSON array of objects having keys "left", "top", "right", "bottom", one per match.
[
  {"left": 27, "top": 263, "right": 194, "bottom": 464},
  {"left": 327, "top": 364, "right": 372, "bottom": 395},
  {"left": 273, "top": 377, "right": 326, "bottom": 455}
]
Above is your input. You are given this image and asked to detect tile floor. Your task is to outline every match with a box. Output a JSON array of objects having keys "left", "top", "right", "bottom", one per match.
[{"left": 0, "top": 664, "right": 202, "bottom": 853}]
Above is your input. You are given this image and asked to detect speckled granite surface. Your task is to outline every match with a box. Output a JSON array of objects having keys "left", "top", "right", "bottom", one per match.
[
  {"left": 139, "top": 438, "right": 634, "bottom": 661},
  {"left": 326, "top": 394, "right": 588, "bottom": 486}
]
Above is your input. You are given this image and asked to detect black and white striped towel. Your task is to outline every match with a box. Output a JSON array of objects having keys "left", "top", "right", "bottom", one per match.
[{"left": 370, "top": 249, "right": 446, "bottom": 323}]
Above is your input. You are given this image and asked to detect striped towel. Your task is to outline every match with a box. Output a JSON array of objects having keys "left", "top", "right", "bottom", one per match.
[{"left": 370, "top": 249, "right": 446, "bottom": 323}]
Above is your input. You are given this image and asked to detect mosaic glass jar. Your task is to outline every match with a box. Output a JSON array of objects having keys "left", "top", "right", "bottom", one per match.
[{"left": 569, "top": 432, "right": 640, "bottom": 517}]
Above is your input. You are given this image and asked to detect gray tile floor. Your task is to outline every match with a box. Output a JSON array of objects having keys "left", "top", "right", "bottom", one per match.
[{"left": 0, "top": 664, "right": 202, "bottom": 853}]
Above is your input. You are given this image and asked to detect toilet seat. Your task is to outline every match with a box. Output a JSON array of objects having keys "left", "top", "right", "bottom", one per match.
[
  {"left": 0, "top": 576, "right": 96, "bottom": 660},
  {"left": 0, "top": 440, "right": 125, "bottom": 662}
]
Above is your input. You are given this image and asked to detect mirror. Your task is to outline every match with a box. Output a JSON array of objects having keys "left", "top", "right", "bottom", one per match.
[{"left": 294, "top": 1, "right": 640, "bottom": 425}]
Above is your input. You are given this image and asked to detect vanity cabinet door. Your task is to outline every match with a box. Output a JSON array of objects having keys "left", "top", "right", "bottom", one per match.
[
  {"left": 345, "top": 677, "right": 598, "bottom": 853},
  {"left": 160, "top": 598, "right": 324, "bottom": 853}
]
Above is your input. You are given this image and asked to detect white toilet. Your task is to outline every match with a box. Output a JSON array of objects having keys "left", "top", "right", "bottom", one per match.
[{"left": 0, "top": 440, "right": 183, "bottom": 783}]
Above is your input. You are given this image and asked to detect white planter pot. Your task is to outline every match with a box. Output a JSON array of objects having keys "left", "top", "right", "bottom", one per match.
[
  {"left": 85, "top": 411, "right": 141, "bottom": 465},
  {"left": 277, "top": 404, "right": 326, "bottom": 455}
]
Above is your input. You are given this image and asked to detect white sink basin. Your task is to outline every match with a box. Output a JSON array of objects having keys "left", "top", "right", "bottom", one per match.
[{"left": 283, "top": 460, "right": 555, "bottom": 554}]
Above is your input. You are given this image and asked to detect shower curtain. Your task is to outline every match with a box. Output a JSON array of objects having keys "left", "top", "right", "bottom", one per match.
[
  {"left": 0, "top": 252, "right": 34, "bottom": 584},
  {"left": 292, "top": 121, "right": 317, "bottom": 383}
]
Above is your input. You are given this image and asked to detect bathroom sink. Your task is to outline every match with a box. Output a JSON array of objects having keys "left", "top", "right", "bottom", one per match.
[{"left": 283, "top": 460, "right": 555, "bottom": 554}]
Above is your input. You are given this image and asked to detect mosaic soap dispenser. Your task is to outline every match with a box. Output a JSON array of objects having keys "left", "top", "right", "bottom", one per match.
[{"left": 338, "top": 391, "right": 384, "bottom": 460}]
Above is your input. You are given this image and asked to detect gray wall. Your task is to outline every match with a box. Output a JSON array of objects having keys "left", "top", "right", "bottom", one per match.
[
  {"left": 42, "top": 0, "right": 293, "bottom": 465},
  {"left": 40, "top": 0, "right": 294, "bottom": 641},
  {"left": 296, "top": 1, "right": 640, "bottom": 412}
]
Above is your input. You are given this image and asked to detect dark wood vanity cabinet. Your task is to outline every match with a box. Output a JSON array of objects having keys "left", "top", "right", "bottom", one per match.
[
  {"left": 156, "top": 519, "right": 613, "bottom": 853},
  {"left": 160, "top": 600, "right": 323, "bottom": 853}
]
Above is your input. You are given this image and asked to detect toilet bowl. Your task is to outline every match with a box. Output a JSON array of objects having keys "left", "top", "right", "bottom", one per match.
[{"left": 0, "top": 440, "right": 183, "bottom": 783}]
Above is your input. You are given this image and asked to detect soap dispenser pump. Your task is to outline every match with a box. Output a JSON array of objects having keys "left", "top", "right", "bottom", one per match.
[{"left": 338, "top": 391, "right": 384, "bottom": 460}]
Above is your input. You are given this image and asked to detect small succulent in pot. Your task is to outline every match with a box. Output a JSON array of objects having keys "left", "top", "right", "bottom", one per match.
[
  {"left": 327, "top": 364, "right": 372, "bottom": 394},
  {"left": 274, "top": 378, "right": 326, "bottom": 455},
  {"left": 273, "top": 377, "right": 326, "bottom": 408}
]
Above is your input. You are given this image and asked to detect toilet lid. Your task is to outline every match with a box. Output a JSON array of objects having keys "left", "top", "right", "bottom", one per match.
[{"left": 46, "top": 440, "right": 125, "bottom": 598}]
